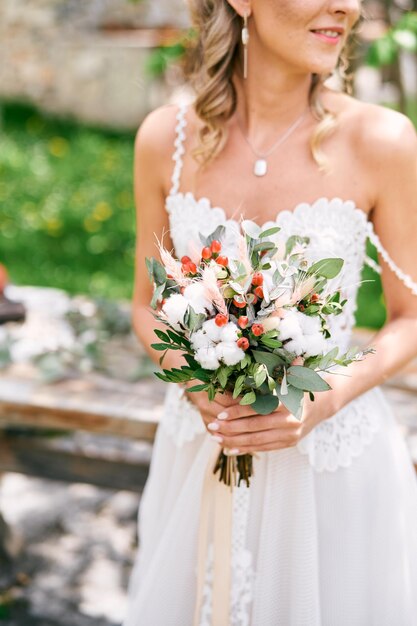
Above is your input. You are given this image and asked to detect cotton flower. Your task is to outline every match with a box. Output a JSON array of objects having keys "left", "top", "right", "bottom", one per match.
[
  {"left": 190, "top": 329, "right": 213, "bottom": 350},
  {"left": 202, "top": 318, "right": 222, "bottom": 342},
  {"left": 215, "top": 341, "right": 245, "bottom": 366},
  {"left": 195, "top": 345, "right": 221, "bottom": 370},
  {"left": 183, "top": 283, "right": 214, "bottom": 315},
  {"left": 162, "top": 294, "right": 189, "bottom": 328},
  {"left": 219, "top": 322, "right": 240, "bottom": 343},
  {"left": 278, "top": 309, "right": 328, "bottom": 357},
  {"left": 192, "top": 320, "right": 244, "bottom": 369}
]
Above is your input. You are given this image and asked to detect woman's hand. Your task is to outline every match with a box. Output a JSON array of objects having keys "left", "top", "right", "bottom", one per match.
[
  {"left": 198, "top": 385, "right": 342, "bottom": 454},
  {"left": 182, "top": 382, "right": 258, "bottom": 435}
]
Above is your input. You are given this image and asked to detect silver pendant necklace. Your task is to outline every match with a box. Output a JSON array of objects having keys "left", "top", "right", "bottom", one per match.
[{"left": 236, "top": 106, "right": 309, "bottom": 177}]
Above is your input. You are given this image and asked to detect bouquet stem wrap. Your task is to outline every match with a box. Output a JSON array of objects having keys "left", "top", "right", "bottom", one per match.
[{"left": 193, "top": 444, "right": 234, "bottom": 626}]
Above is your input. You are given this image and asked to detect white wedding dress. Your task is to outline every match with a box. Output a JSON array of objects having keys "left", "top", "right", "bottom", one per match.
[{"left": 123, "top": 103, "right": 417, "bottom": 626}]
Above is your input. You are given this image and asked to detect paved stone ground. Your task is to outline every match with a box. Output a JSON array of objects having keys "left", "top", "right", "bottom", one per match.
[{"left": 0, "top": 473, "right": 140, "bottom": 625}]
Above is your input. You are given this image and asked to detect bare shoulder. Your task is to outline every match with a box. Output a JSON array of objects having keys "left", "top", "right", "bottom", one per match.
[
  {"left": 354, "top": 100, "right": 416, "bottom": 160},
  {"left": 135, "top": 102, "right": 180, "bottom": 150},
  {"left": 134, "top": 103, "right": 184, "bottom": 194},
  {"left": 324, "top": 87, "right": 416, "bottom": 153}
]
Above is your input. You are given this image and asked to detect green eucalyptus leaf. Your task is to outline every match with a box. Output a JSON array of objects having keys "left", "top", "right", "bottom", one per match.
[
  {"left": 307, "top": 258, "right": 344, "bottom": 279},
  {"left": 240, "top": 390, "right": 256, "bottom": 405},
  {"left": 251, "top": 393, "right": 279, "bottom": 415},
  {"left": 233, "top": 374, "right": 246, "bottom": 398},
  {"left": 287, "top": 365, "right": 331, "bottom": 392},
  {"left": 241, "top": 220, "right": 261, "bottom": 239},
  {"left": 259, "top": 226, "right": 281, "bottom": 238},
  {"left": 252, "top": 350, "right": 283, "bottom": 374},
  {"left": 276, "top": 384, "right": 304, "bottom": 419}
]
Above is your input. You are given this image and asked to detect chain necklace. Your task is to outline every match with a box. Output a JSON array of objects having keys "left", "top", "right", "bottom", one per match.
[{"left": 236, "top": 106, "right": 310, "bottom": 177}]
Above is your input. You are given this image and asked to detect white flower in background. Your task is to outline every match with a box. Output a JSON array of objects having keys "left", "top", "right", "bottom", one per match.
[
  {"left": 278, "top": 309, "right": 328, "bottom": 357},
  {"left": 215, "top": 341, "right": 245, "bottom": 366},
  {"left": 195, "top": 345, "right": 221, "bottom": 370},
  {"left": 183, "top": 283, "right": 214, "bottom": 315},
  {"left": 162, "top": 294, "right": 189, "bottom": 328}
]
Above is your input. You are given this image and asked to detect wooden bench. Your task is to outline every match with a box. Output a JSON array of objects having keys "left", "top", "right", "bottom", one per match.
[{"left": 0, "top": 363, "right": 166, "bottom": 491}]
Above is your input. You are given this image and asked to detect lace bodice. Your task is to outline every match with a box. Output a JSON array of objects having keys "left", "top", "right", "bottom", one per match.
[{"left": 160, "top": 102, "right": 417, "bottom": 473}]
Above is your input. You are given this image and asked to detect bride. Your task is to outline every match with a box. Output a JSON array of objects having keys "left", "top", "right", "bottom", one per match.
[{"left": 124, "top": 0, "right": 417, "bottom": 624}]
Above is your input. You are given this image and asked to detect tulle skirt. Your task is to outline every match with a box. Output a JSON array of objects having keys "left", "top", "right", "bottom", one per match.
[{"left": 122, "top": 385, "right": 417, "bottom": 626}]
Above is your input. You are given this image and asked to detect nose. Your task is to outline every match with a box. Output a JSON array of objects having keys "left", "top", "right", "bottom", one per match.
[{"left": 328, "top": 0, "right": 361, "bottom": 18}]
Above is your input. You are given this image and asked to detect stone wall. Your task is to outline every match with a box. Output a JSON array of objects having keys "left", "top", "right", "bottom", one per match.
[{"left": 0, "top": 0, "right": 191, "bottom": 129}]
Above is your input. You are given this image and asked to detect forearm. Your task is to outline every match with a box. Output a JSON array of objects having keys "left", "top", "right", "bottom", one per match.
[
  {"left": 325, "top": 314, "right": 417, "bottom": 412},
  {"left": 132, "top": 304, "right": 188, "bottom": 371}
]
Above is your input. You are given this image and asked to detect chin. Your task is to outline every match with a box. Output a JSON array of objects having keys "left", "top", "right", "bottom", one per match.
[{"left": 305, "top": 59, "right": 338, "bottom": 76}]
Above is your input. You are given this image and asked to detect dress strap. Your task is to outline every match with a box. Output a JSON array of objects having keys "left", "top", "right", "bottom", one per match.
[
  {"left": 366, "top": 221, "right": 417, "bottom": 296},
  {"left": 169, "top": 103, "right": 188, "bottom": 196}
]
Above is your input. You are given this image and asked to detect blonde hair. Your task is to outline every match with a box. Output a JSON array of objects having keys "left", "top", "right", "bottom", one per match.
[{"left": 184, "top": 1, "right": 365, "bottom": 174}]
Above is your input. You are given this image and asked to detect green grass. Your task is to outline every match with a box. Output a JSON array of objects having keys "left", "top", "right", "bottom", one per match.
[
  {"left": 0, "top": 98, "right": 399, "bottom": 329},
  {"left": 0, "top": 101, "right": 136, "bottom": 299}
]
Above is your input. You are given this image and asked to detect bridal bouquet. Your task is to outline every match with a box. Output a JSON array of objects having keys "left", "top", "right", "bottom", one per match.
[{"left": 147, "top": 220, "right": 373, "bottom": 487}]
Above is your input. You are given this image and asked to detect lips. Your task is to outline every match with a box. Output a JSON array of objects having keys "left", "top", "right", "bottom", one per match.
[{"left": 310, "top": 26, "right": 345, "bottom": 35}]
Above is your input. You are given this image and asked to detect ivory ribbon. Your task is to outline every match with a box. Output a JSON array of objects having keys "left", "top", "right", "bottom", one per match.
[{"left": 193, "top": 445, "right": 234, "bottom": 626}]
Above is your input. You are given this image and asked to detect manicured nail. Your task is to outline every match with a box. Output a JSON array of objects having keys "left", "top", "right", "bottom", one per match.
[
  {"left": 210, "top": 435, "right": 223, "bottom": 443},
  {"left": 217, "top": 411, "right": 228, "bottom": 420},
  {"left": 224, "top": 448, "right": 240, "bottom": 455},
  {"left": 207, "top": 422, "right": 220, "bottom": 431}
]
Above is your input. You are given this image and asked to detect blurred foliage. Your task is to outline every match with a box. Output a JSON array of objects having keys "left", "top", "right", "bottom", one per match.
[
  {"left": 0, "top": 102, "right": 136, "bottom": 300},
  {"left": 367, "top": 11, "right": 417, "bottom": 67}
]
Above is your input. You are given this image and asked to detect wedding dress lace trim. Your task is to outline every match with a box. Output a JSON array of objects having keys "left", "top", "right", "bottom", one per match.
[
  {"left": 366, "top": 221, "right": 417, "bottom": 295},
  {"left": 198, "top": 485, "right": 254, "bottom": 626},
  {"left": 296, "top": 389, "right": 381, "bottom": 472},
  {"left": 169, "top": 102, "right": 188, "bottom": 197}
]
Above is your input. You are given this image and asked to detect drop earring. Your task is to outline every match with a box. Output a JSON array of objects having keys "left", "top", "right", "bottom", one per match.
[{"left": 241, "top": 12, "right": 249, "bottom": 79}]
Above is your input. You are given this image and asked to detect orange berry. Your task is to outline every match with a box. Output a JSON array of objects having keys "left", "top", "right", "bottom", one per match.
[
  {"left": 216, "top": 255, "right": 228, "bottom": 267},
  {"left": 251, "top": 272, "right": 263, "bottom": 286},
  {"left": 215, "top": 313, "right": 228, "bottom": 327},
  {"left": 251, "top": 323, "right": 264, "bottom": 337},
  {"left": 210, "top": 240, "right": 222, "bottom": 253},
  {"left": 311, "top": 293, "right": 320, "bottom": 302},
  {"left": 237, "top": 337, "right": 249, "bottom": 351},
  {"left": 201, "top": 247, "right": 212, "bottom": 260},
  {"left": 181, "top": 255, "right": 191, "bottom": 264},
  {"left": 183, "top": 262, "right": 197, "bottom": 275},
  {"left": 237, "top": 316, "right": 249, "bottom": 329},
  {"left": 254, "top": 286, "right": 264, "bottom": 299},
  {"left": 233, "top": 298, "right": 246, "bottom": 309}
]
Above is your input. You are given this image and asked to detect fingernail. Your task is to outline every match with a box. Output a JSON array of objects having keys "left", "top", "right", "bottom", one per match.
[
  {"left": 210, "top": 435, "right": 223, "bottom": 443},
  {"left": 224, "top": 448, "right": 240, "bottom": 455},
  {"left": 217, "top": 411, "right": 228, "bottom": 420},
  {"left": 207, "top": 422, "right": 220, "bottom": 431}
]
